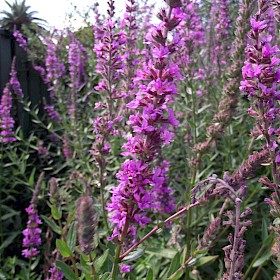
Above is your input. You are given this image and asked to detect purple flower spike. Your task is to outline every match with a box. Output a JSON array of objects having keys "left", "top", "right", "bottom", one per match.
[
  {"left": 22, "top": 205, "right": 42, "bottom": 259},
  {"left": 107, "top": 1, "right": 185, "bottom": 245},
  {"left": 0, "top": 85, "right": 16, "bottom": 143}
]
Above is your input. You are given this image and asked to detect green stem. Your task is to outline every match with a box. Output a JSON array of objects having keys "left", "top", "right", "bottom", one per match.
[
  {"left": 99, "top": 164, "right": 110, "bottom": 232},
  {"left": 89, "top": 254, "right": 98, "bottom": 280},
  {"left": 111, "top": 217, "right": 130, "bottom": 280},
  {"left": 28, "top": 259, "right": 31, "bottom": 280},
  {"left": 186, "top": 153, "right": 197, "bottom": 275},
  {"left": 251, "top": 266, "right": 262, "bottom": 280}
]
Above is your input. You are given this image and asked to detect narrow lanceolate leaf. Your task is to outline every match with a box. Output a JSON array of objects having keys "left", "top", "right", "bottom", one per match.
[
  {"left": 146, "top": 268, "right": 154, "bottom": 280},
  {"left": 167, "top": 252, "right": 180, "bottom": 277},
  {"left": 253, "top": 251, "right": 273, "bottom": 267},
  {"left": 94, "top": 249, "right": 109, "bottom": 273},
  {"left": 194, "top": 255, "right": 219, "bottom": 267},
  {"left": 56, "top": 239, "right": 73, "bottom": 258},
  {"left": 66, "top": 222, "right": 77, "bottom": 250},
  {"left": 122, "top": 249, "right": 145, "bottom": 262},
  {"left": 41, "top": 215, "right": 61, "bottom": 234},
  {"left": 51, "top": 205, "right": 62, "bottom": 220}
]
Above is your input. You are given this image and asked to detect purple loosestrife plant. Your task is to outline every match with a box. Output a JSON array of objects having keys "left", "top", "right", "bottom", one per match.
[
  {"left": 0, "top": 59, "right": 26, "bottom": 143},
  {"left": 108, "top": 2, "right": 185, "bottom": 277},
  {"left": 214, "top": 0, "right": 232, "bottom": 63},
  {"left": 0, "top": 85, "right": 16, "bottom": 143},
  {"left": 44, "top": 104, "right": 61, "bottom": 122},
  {"left": 22, "top": 173, "right": 44, "bottom": 259},
  {"left": 91, "top": 0, "right": 126, "bottom": 230},
  {"left": 240, "top": 0, "right": 280, "bottom": 182},
  {"left": 22, "top": 205, "right": 42, "bottom": 259},
  {"left": 46, "top": 263, "right": 64, "bottom": 280},
  {"left": 120, "top": 0, "right": 139, "bottom": 101},
  {"left": 13, "top": 29, "right": 27, "bottom": 49},
  {"left": 68, "top": 32, "right": 87, "bottom": 90},
  {"left": 9, "top": 59, "right": 24, "bottom": 98},
  {"left": 207, "top": 0, "right": 232, "bottom": 77},
  {"left": 175, "top": 0, "right": 205, "bottom": 78},
  {"left": 240, "top": 0, "right": 280, "bottom": 276},
  {"left": 45, "top": 36, "right": 65, "bottom": 88}
]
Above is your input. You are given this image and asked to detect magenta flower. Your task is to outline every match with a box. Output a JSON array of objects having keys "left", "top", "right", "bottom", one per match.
[
  {"left": 250, "top": 18, "right": 267, "bottom": 32},
  {"left": 13, "top": 30, "right": 27, "bottom": 48},
  {"left": 0, "top": 86, "right": 16, "bottom": 143},
  {"left": 107, "top": 1, "right": 184, "bottom": 245},
  {"left": 22, "top": 205, "right": 42, "bottom": 259}
]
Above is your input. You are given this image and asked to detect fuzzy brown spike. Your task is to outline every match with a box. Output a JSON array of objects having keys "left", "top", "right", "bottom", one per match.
[{"left": 76, "top": 196, "right": 97, "bottom": 255}]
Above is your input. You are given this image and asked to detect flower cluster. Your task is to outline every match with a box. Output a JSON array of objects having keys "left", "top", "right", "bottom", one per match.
[
  {"left": 45, "top": 37, "right": 65, "bottom": 85},
  {"left": 0, "top": 85, "right": 16, "bottom": 143},
  {"left": 13, "top": 30, "right": 27, "bottom": 48},
  {"left": 22, "top": 205, "right": 42, "bottom": 259},
  {"left": 44, "top": 104, "right": 61, "bottom": 122},
  {"left": 240, "top": 0, "right": 280, "bottom": 170},
  {"left": 176, "top": 0, "right": 204, "bottom": 75},
  {"left": 9, "top": 59, "right": 24, "bottom": 97},
  {"left": 91, "top": 0, "right": 125, "bottom": 164},
  {"left": 107, "top": 0, "right": 184, "bottom": 243},
  {"left": 214, "top": 0, "right": 232, "bottom": 57},
  {"left": 120, "top": 0, "right": 139, "bottom": 99},
  {"left": 46, "top": 263, "right": 64, "bottom": 280},
  {"left": 37, "top": 140, "right": 50, "bottom": 159},
  {"left": 68, "top": 33, "right": 87, "bottom": 89},
  {"left": 208, "top": 0, "right": 232, "bottom": 75}
]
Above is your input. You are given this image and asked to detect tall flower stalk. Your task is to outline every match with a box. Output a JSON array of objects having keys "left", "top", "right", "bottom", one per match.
[
  {"left": 240, "top": 0, "right": 280, "bottom": 277},
  {"left": 22, "top": 173, "right": 44, "bottom": 259},
  {"left": 108, "top": 0, "right": 184, "bottom": 277},
  {"left": 92, "top": 0, "right": 125, "bottom": 230}
]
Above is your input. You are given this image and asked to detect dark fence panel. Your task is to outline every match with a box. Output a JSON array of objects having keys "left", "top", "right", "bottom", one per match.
[{"left": 0, "top": 29, "right": 48, "bottom": 137}]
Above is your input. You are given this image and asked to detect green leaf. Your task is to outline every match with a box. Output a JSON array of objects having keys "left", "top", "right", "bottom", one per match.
[
  {"left": 100, "top": 272, "right": 111, "bottom": 280},
  {"left": 30, "top": 255, "right": 40, "bottom": 271},
  {"left": 253, "top": 251, "right": 273, "bottom": 267},
  {"left": 167, "top": 270, "right": 184, "bottom": 280},
  {"left": 123, "top": 249, "right": 145, "bottom": 262},
  {"left": 28, "top": 168, "right": 36, "bottom": 187},
  {"left": 262, "top": 218, "right": 268, "bottom": 241},
  {"left": 167, "top": 252, "right": 180, "bottom": 277},
  {"left": 146, "top": 268, "right": 154, "bottom": 280},
  {"left": 94, "top": 249, "right": 109, "bottom": 273},
  {"left": 41, "top": 215, "right": 61, "bottom": 234},
  {"left": 195, "top": 255, "right": 218, "bottom": 267},
  {"left": 146, "top": 248, "right": 177, "bottom": 259},
  {"left": 56, "top": 239, "right": 73, "bottom": 258},
  {"left": 0, "top": 231, "right": 20, "bottom": 251},
  {"left": 51, "top": 205, "right": 62, "bottom": 220},
  {"left": 66, "top": 222, "right": 77, "bottom": 250},
  {"left": 56, "top": 260, "right": 77, "bottom": 280},
  {"left": 0, "top": 271, "right": 7, "bottom": 280}
]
